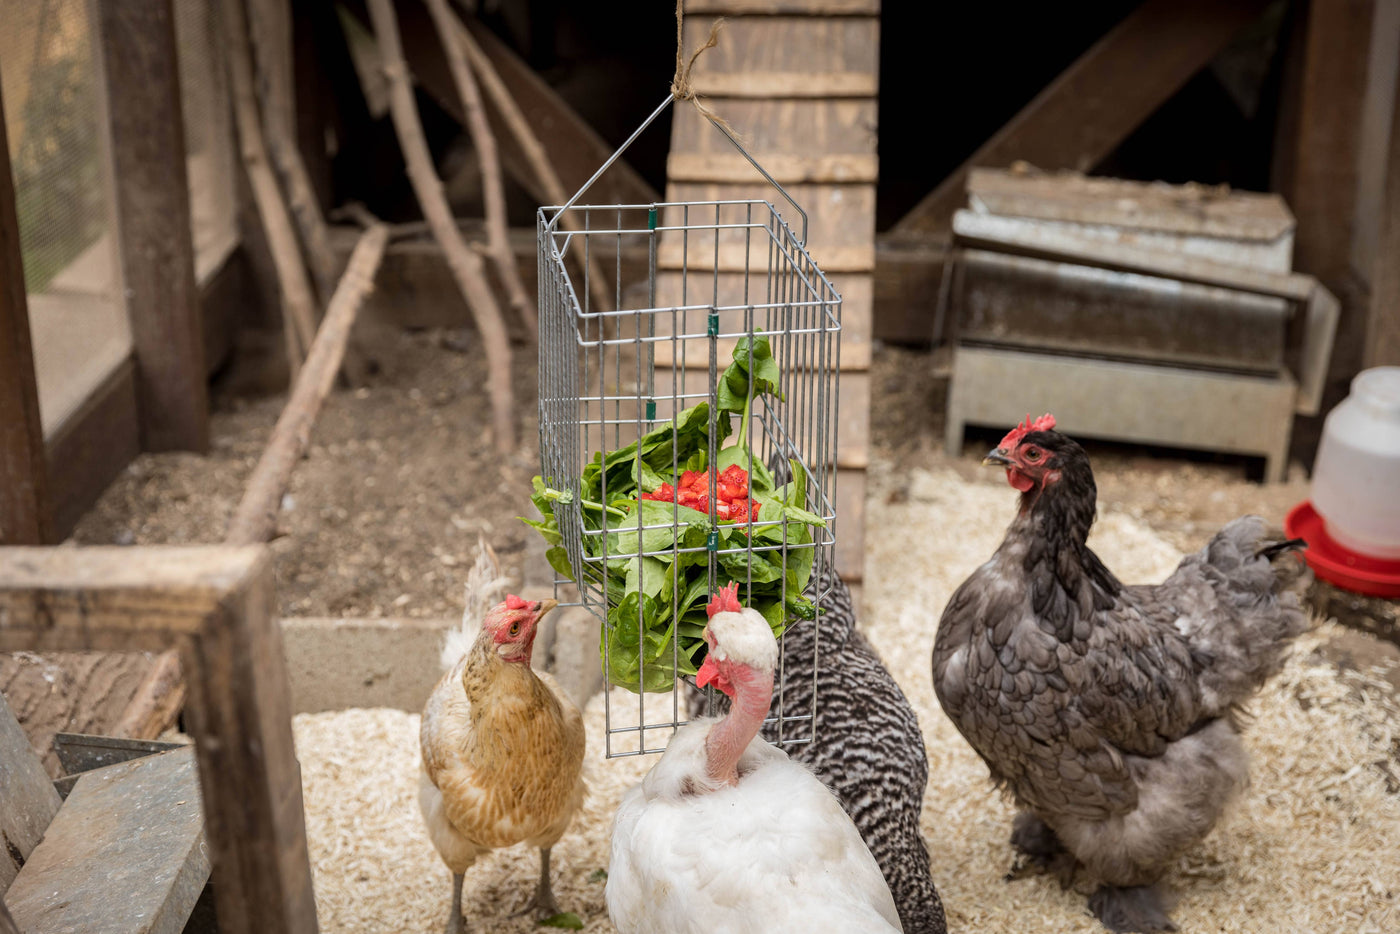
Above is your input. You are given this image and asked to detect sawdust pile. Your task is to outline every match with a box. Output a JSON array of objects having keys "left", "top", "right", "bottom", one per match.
[{"left": 294, "top": 466, "right": 1399, "bottom": 933}]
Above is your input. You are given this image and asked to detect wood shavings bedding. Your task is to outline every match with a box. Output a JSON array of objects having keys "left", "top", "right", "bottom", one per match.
[{"left": 293, "top": 465, "right": 1399, "bottom": 933}]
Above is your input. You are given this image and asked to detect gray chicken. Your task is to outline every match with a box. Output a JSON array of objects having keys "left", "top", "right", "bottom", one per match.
[
  {"left": 932, "top": 414, "right": 1311, "bottom": 933},
  {"left": 693, "top": 561, "right": 947, "bottom": 934}
]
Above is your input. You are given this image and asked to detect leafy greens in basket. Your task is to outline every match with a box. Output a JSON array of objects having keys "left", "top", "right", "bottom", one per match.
[{"left": 522, "top": 336, "right": 826, "bottom": 693}]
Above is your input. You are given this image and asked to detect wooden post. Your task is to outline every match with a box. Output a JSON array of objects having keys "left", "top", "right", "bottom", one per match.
[
  {"left": 0, "top": 545, "right": 319, "bottom": 934},
  {"left": 0, "top": 86, "right": 51, "bottom": 545},
  {"left": 94, "top": 0, "right": 210, "bottom": 453},
  {"left": 226, "top": 225, "right": 388, "bottom": 544},
  {"left": 1366, "top": 47, "right": 1400, "bottom": 369},
  {"left": 365, "top": 0, "right": 517, "bottom": 453}
]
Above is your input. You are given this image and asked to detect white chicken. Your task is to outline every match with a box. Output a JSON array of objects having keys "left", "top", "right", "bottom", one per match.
[{"left": 606, "top": 583, "right": 903, "bottom": 933}]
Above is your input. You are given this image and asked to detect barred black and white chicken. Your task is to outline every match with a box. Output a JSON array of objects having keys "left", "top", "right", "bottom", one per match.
[
  {"left": 692, "top": 562, "right": 947, "bottom": 934},
  {"left": 932, "top": 414, "right": 1312, "bottom": 933}
]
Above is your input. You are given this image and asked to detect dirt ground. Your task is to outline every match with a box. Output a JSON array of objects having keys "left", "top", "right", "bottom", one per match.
[
  {"left": 72, "top": 326, "right": 541, "bottom": 619},
  {"left": 71, "top": 329, "right": 1399, "bottom": 659}
]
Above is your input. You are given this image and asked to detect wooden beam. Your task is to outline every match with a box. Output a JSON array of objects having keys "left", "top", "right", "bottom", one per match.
[
  {"left": 0, "top": 545, "right": 318, "bottom": 934},
  {"left": 226, "top": 225, "right": 388, "bottom": 544},
  {"left": 95, "top": 0, "right": 210, "bottom": 453},
  {"left": 0, "top": 691, "right": 61, "bottom": 893},
  {"left": 1366, "top": 41, "right": 1400, "bottom": 369},
  {"left": 1276, "top": 0, "right": 1376, "bottom": 285},
  {"left": 44, "top": 357, "right": 140, "bottom": 540},
  {"left": 0, "top": 85, "right": 50, "bottom": 545},
  {"left": 891, "top": 0, "right": 1273, "bottom": 236}
]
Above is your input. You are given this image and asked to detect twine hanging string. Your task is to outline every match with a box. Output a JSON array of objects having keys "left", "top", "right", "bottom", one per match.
[{"left": 670, "top": 0, "right": 738, "bottom": 138}]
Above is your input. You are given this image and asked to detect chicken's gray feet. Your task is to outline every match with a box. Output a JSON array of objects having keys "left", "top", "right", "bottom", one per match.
[
  {"left": 1088, "top": 884, "right": 1177, "bottom": 933},
  {"left": 1007, "top": 812, "right": 1077, "bottom": 888},
  {"left": 510, "top": 847, "right": 561, "bottom": 921},
  {"left": 444, "top": 872, "right": 466, "bottom": 934}
]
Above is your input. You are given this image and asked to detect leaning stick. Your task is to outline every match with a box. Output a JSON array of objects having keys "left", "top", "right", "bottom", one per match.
[
  {"left": 225, "top": 225, "right": 389, "bottom": 545},
  {"left": 218, "top": 0, "right": 319, "bottom": 375},
  {"left": 249, "top": 0, "right": 340, "bottom": 307},
  {"left": 365, "top": 0, "right": 516, "bottom": 453},
  {"left": 424, "top": 0, "right": 536, "bottom": 341},
  {"left": 112, "top": 649, "right": 186, "bottom": 741},
  {"left": 455, "top": 19, "right": 615, "bottom": 315}
]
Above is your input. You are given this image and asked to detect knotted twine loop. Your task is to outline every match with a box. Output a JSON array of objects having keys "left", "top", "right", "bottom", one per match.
[{"left": 670, "top": 0, "right": 738, "bottom": 138}]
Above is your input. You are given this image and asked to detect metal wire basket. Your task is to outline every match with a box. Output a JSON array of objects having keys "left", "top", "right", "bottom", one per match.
[{"left": 534, "top": 95, "right": 841, "bottom": 757}]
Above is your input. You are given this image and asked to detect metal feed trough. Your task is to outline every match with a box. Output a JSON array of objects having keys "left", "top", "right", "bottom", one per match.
[
  {"left": 537, "top": 96, "right": 842, "bottom": 757},
  {"left": 940, "top": 169, "right": 1339, "bottom": 482}
]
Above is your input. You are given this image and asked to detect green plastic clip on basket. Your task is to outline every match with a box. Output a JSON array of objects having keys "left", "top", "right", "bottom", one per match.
[{"left": 524, "top": 37, "right": 841, "bottom": 758}]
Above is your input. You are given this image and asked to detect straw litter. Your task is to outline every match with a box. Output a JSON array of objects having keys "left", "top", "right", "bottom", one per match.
[{"left": 293, "top": 465, "right": 1399, "bottom": 933}]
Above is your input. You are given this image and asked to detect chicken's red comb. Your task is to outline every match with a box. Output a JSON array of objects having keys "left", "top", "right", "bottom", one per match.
[
  {"left": 998, "top": 413, "right": 1056, "bottom": 450},
  {"left": 706, "top": 582, "right": 743, "bottom": 618},
  {"left": 504, "top": 594, "right": 530, "bottom": 610}
]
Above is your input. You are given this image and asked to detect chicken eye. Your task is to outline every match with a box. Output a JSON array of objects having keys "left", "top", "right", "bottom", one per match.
[
  {"left": 508, "top": 621, "right": 521, "bottom": 636},
  {"left": 1025, "top": 448, "right": 1042, "bottom": 461}
]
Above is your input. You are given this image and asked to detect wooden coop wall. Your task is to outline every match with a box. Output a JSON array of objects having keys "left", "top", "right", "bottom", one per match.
[
  {"left": 0, "top": 0, "right": 248, "bottom": 546},
  {"left": 668, "top": 0, "right": 880, "bottom": 589}
]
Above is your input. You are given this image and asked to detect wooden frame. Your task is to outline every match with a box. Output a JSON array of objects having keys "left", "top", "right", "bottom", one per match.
[
  {"left": 0, "top": 83, "right": 50, "bottom": 545},
  {"left": 95, "top": 0, "right": 210, "bottom": 453},
  {"left": 0, "top": 546, "right": 318, "bottom": 934}
]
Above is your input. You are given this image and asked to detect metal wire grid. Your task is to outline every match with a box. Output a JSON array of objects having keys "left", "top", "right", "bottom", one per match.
[{"left": 538, "top": 195, "right": 842, "bottom": 757}]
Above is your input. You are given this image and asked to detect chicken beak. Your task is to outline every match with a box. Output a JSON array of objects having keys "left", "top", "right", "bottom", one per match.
[
  {"left": 982, "top": 448, "right": 1013, "bottom": 467},
  {"left": 533, "top": 598, "right": 559, "bottom": 621}
]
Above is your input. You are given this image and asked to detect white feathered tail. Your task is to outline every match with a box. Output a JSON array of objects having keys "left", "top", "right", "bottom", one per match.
[{"left": 439, "top": 537, "right": 510, "bottom": 671}]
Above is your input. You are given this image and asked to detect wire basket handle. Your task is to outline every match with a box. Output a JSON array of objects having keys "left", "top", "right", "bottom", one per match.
[{"left": 547, "top": 7, "right": 810, "bottom": 246}]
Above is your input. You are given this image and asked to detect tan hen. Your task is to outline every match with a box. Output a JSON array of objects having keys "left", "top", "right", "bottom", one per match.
[{"left": 419, "top": 545, "right": 586, "bottom": 933}]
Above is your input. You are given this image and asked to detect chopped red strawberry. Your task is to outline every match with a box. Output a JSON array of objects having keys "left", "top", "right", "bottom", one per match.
[{"left": 640, "top": 463, "right": 759, "bottom": 524}]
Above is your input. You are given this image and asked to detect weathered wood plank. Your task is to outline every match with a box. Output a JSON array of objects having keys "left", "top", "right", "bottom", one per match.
[
  {"left": 0, "top": 86, "right": 50, "bottom": 545},
  {"left": 0, "top": 692, "right": 61, "bottom": 893},
  {"left": 0, "top": 651, "right": 161, "bottom": 778},
  {"left": 872, "top": 234, "right": 948, "bottom": 345},
  {"left": 113, "top": 649, "right": 187, "bottom": 741},
  {"left": 651, "top": 270, "right": 869, "bottom": 370},
  {"left": 659, "top": 183, "right": 877, "bottom": 273},
  {"left": 44, "top": 357, "right": 140, "bottom": 541},
  {"left": 0, "top": 545, "right": 316, "bottom": 934},
  {"left": 686, "top": 0, "right": 879, "bottom": 13},
  {"left": 95, "top": 0, "right": 210, "bottom": 453},
  {"left": 181, "top": 556, "right": 318, "bottom": 934},
  {"left": 672, "top": 98, "right": 876, "bottom": 154},
  {"left": 668, "top": 152, "right": 878, "bottom": 184},
  {"left": 892, "top": 0, "right": 1273, "bottom": 235},
  {"left": 683, "top": 16, "right": 879, "bottom": 97},
  {"left": 834, "top": 467, "right": 865, "bottom": 583},
  {"left": 6, "top": 747, "right": 209, "bottom": 934},
  {"left": 1365, "top": 34, "right": 1400, "bottom": 369},
  {"left": 1276, "top": 0, "right": 1376, "bottom": 285},
  {"left": 693, "top": 72, "right": 877, "bottom": 97},
  {"left": 0, "top": 547, "right": 265, "bottom": 650}
]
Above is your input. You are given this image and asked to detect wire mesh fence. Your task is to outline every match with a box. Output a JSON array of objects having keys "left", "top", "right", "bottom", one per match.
[
  {"left": 173, "top": 0, "right": 238, "bottom": 276},
  {"left": 0, "top": 0, "right": 111, "bottom": 296},
  {"left": 1, "top": 0, "right": 130, "bottom": 434},
  {"left": 536, "top": 185, "right": 842, "bottom": 757}
]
